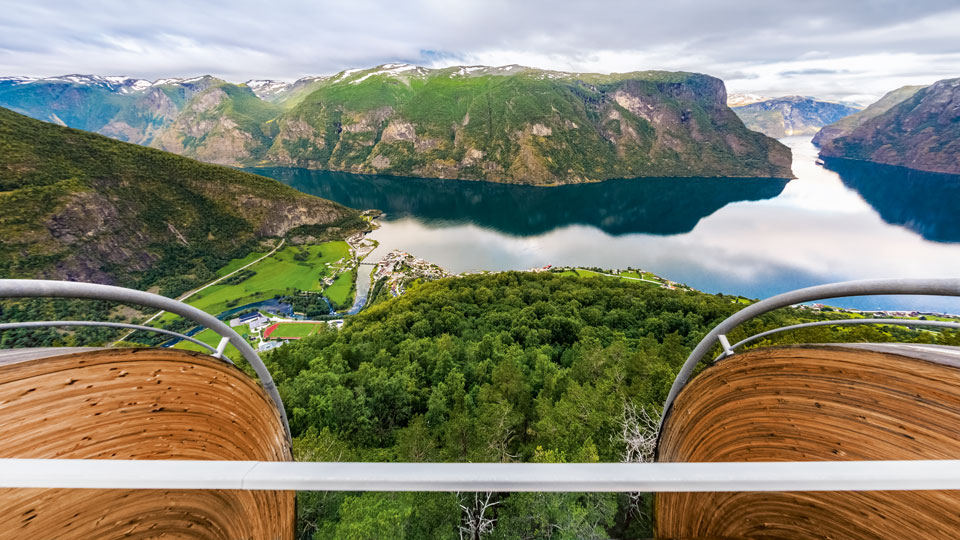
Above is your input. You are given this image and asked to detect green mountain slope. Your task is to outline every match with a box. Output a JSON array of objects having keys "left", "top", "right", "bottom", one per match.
[
  {"left": 812, "top": 85, "right": 926, "bottom": 147},
  {"left": 0, "top": 76, "right": 129, "bottom": 131},
  {"left": 266, "top": 65, "right": 793, "bottom": 183},
  {"left": 732, "top": 96, "right": 861, "bottom": 138},
  {"left": 0, "top": 66, "right": 793, "bottom": 183},
  {"left": 0, "top": 106, "right": 362, "bottom": 293},
  {"left": 817, "top": 78, "right": 960, "bottom": 175},
  {"left": 151, "top": 82, "right": 281, "bottom": 164},
  {"left": 98, "top": 76, "right": 225, "bottom": 144}
]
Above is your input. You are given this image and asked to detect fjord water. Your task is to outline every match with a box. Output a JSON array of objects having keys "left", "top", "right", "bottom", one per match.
[{"left": 253, "top": 138, "right": 960, "bottom": 312}]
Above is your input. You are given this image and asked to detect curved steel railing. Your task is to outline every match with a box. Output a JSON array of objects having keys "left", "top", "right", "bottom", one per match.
[
  {"left": 0, "top": 279, "right": 290, "bottom": 441},
  {"left": 717, "top": 318, "right": 960, "bottom": 361},
  {"left": 662, "top": 278, "right": 960, "bottom": 426},
  {"left": 0, "top": 320, "right": 230, "bottom": 361}
]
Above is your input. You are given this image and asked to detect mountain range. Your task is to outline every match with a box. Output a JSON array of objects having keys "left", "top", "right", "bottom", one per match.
[
  {"left": 731, "top": 96, "right": 861, "bottom": 138},
  {"left": 812, "top": 85, "right": 926, "bottom": 147},
  {"left": 815, "top": 78, "right": 960, "bottom": 175},
  {"left": 0, "top": 106, "right": 362, "bottom": 292},
  {"left": 0, "top": 65, "right": 794, "bottom": 183}
]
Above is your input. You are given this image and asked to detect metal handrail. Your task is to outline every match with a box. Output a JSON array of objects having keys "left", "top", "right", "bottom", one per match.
[
  {"left": 0, "top": 321, "right": 230, "bottom": 362},
  {"left": 5, "top": 458, "right": 960, "bottom": 492},
  {"left": 662, "top": 278, "right": 960, "bottom": 427},
  {"left": 0, "top": 279, "right": 290, "bottom": 442},
  {"left": 716, "top": 318, "right": 960, "bottom": 361}
]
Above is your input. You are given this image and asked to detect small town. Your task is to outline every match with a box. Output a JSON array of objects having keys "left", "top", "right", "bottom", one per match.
[{"left": 373, "top": 250, "right": 452, "bottom": 297}]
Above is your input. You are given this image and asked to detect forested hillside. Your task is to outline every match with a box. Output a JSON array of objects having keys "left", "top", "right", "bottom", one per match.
[
  {"left": 263, "top": 272, "right": 960, "bottom": 539},
  {"left": 0, "top": 106, "right": 363, "bottom": 291}
]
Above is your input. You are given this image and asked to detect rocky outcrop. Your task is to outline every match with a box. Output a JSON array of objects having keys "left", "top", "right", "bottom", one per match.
[
  {"left": 817, "top": 78, "right": 960, "bottom": 175},
  {"left": 150, "top": 85, "right": 278, "bottom": 165},
  {"left": 732, "top": 96, "right": 861, "bottom": 138}
]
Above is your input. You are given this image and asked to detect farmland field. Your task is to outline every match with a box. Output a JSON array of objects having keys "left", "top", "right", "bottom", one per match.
[{"left": 157, "top": 241, "right": 352, "bottom": 325}]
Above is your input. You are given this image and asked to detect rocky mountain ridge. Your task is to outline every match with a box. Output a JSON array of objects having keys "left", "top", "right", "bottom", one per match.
[
  {"left": 0, "top": 64, "right": 794, "bottom": 183},
  {"left": 812, "top": 84, "right": 926, "bottom": 147},
  {"left": 816, "top": 78, "right": 960, "bottom": 175},
  {"left": 731, "top": 96, "right": 861, "bottom": 138}
]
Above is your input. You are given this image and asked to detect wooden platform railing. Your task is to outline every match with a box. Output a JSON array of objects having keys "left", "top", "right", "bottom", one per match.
[
  {"left": 0, "top": 347, "right": 293, "bottom": 539},
  {"left": 662, "top": 278, "right": 960, "bottom": 427},
  {"left": 0, "top": 279, "right": 290, "bottom": 440}
]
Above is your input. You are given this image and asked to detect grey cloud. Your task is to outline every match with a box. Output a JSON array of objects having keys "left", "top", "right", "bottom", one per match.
[
  {"left": 780, "top": 69, "right": 852, "bottom": 77},
  {"left": 0, "top": 0, "right": 956, "bottom": 100}
]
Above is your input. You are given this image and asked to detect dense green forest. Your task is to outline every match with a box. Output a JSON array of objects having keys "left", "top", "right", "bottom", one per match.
[{"left": 263, "top": 272, "right": 960, "bottom": 539}]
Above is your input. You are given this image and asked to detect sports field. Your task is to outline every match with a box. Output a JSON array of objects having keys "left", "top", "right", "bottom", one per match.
[{"left": 263, "top": 322, "right": 326, "bottom": 340}]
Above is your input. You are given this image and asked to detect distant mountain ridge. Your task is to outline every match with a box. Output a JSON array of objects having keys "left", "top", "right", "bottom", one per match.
[
  {"left": 0, "top": 64, "right": 793, "bottom": 183},
  {"left": 812, "top": 84, "right": 926, "bottom": 147},
  {"left": 726, "top": 93, "right": 769, "bottom": 107},
  {"left": 0, "top": 106, "right": 361, "bottom": 292},
  {"left": 731, "top": 96, "right": 861, "bottom": 138},
  {"left": 816, "top": 78, "right": 960, "bottom": 175}
]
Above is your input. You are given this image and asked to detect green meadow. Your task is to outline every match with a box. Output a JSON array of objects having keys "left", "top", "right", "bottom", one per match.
[
  {"left": 324, "top": 268, "right": 355, "bottom": 308},
  {"left": 158, "top": 241, "right": 351, "bottom": 325},
  {"left": 172, "top": 324, "right": 250, "bottom": 362}
]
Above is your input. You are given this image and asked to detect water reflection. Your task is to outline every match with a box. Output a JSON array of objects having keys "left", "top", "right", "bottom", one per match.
[
  {"left": 251, "top": 138, "right": 960, "bottom": 313},
  {"left": 822, "top": 157, "right": 960, "bottom": 243},
  {"left": 253, "top": 168, "right": 789, "bottom": 237}
]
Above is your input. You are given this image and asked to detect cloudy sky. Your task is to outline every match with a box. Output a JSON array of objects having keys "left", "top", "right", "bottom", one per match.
[{"left": 2, "top": 0, "right": 958, "bottom": 104}]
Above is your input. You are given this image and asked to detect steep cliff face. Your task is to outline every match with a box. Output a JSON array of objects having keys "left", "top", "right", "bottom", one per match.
[
  {"left": 0, "top": 66, "right": 793, "bottom": 184},
  {"left": 0, "top": 107, "right": 360, "bottom": 287},
  {"left": 266, "top": 65, "right": 793, "bottom": 183},
  {"left": 150, "top": 84, "right": 279, "bottom": 164},
  {"left": 817, "top": 78, "right": 960, "bottom": 175},
  {"left": 812, "top": 85, "right": 925, "bottom": 147},
  {"left": 732, "top": 96, "right": 861, "bottom": 138}
]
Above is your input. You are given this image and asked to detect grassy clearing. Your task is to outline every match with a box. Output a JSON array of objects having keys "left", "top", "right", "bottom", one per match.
[
  {"left": 324, "top": 268, "right": 355, "bottom": 307},
  {"left": 169, "top": 241, "right": 350, "bottom": 317},
  {"left": 212, "top": 249, "right": 270, "bottom": 278},
  {"left": 264, "top": 322, "right": 325, "bottom": 339},
  {"left": 620, "top": 270, "right": 659, "bottom": 281},
  {"left": 555, "top": 268, "right": 663, "bottom": 287},
  {"left": 172, "top": 324, "right": 250, "bottom": 361},
  {"left": 155, "top": 240, "right": 352, "bottom": 334}
]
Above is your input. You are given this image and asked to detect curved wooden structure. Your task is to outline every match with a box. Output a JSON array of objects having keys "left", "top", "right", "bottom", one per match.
[
  {"left": 656, "top": 343, "right": 960, "bottom": 540},
  {"left": 0, "top": 347, "right": 293, "bottom": 540}
]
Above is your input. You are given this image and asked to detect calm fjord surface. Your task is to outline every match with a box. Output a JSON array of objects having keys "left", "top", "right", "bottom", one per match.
[{"left": 253, "top": 137, "right": 960, "bottom": 312}]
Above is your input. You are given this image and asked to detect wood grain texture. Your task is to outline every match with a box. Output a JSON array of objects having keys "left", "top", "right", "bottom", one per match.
[
  {"left": 0, "top": 347, "right": 293, "bottom": 540},
  {"left": 656, "top": 345, "right": 960, "bottom": 540}
]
